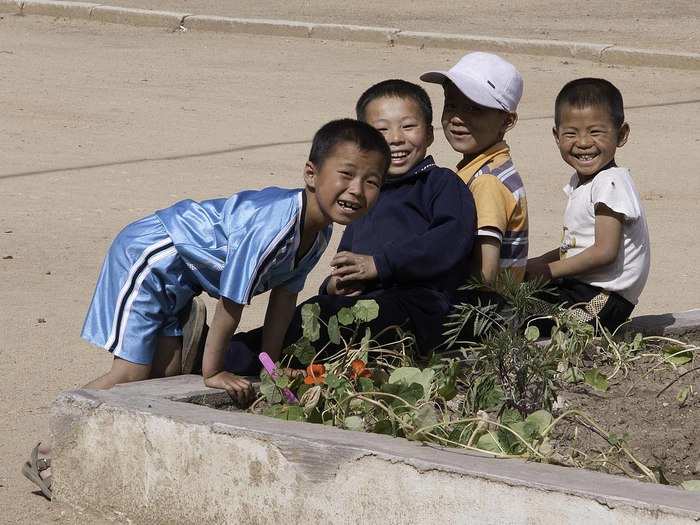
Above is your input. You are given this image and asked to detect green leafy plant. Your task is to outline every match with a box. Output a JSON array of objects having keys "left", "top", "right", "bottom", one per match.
[{"left": 249, "top": 277, "right": 698, "bottom": 488}]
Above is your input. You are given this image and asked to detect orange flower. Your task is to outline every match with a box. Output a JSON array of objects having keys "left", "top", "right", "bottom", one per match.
[
  {"left": 350, "top": 359, "right": 371, "bottom": 380},
  {"left": 304, "top": 363, "right": 326, "bottom": 385}
]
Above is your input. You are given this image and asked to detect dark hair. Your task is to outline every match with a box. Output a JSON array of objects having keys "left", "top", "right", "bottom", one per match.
[
  {"left": 308, "top": 118, "right": 391, "bottom": 175},
  {"left": 355, "top": 79, "right": 433, "bottom": 126},
  {"left": 555, "top": 78, "right": 625, "bottom": 128}
]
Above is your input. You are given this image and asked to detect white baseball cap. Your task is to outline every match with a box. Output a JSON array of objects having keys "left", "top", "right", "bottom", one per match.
[{"left": 421, "top": 52, "right": 523, "bottom": 113}]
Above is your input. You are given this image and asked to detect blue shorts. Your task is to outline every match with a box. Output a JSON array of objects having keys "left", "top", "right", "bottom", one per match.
[{"left": 81, "top": 215, "right": 199, "bottom": 365}]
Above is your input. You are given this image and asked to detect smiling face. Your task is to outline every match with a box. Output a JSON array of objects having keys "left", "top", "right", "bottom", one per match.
[
  {"left": 554, "top": 103, "right": 629, "bottom": 181},
  {"left": 363, "top": 96, "right": 433, "bottom": 177},
  {"left": 304, "top": 141, "right": 384, "bottom": 227},
  {"left": 441, "top": 82, "right": 516, "bottom": 162}
]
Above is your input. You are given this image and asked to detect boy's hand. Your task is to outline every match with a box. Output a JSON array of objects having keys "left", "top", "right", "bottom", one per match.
[
  {"left": 525, "top": 259, "right": 553, "bottom": 281},
  {"left": 331, "top": 252, "right": 378, "bottom": 285},
  {"left": 326, "top": 275, "right": 364, "bottom": 296},
  {"left": 204, "top": 371, "right": 255, "bottom": 407}
]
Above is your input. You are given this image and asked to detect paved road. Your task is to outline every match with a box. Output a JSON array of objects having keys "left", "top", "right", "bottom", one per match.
[
  {"left": 1, "top": 13, "right": 699, "bottom": 524},
  {"left": 97, "top": 0, "right": 700, "bottom": 53}
]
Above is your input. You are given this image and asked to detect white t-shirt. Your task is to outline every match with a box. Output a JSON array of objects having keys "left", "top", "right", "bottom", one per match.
[{"left": 560, "top": 167, "right": 650, "bottom": 304}]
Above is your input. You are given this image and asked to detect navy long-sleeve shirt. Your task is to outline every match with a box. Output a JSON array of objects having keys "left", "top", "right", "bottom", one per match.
[{"left": 326, "top": 156, "right": 476, "bottom": 296}]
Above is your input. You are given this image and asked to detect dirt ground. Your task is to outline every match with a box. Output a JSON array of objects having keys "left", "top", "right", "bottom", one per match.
[
  {"left": 98, "top": 0, "right": 700, "bottom": 53},
  {"left": 556, "top": 351, "right": 700, "bottom": 485},
  {"left": 0, "top": 12, "right": 699, "bottom": 524}
]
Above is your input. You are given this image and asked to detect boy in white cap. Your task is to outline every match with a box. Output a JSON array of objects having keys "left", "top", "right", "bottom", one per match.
[{"left": 422, "top": 52, "right": 528, "bottom": 285}]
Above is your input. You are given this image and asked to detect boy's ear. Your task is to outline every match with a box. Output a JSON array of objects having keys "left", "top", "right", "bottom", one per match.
[
  {"left": 427, "top": 125, "right": 435, "bottom": 148},
  {"left": 552, "top": 126, "right": 561, "bottom": 145},
  {"left": 617, "top": 122, "right": 630, "bottom": 148},
  {"left": 303, "top": 161, "right": 317, "bottom": 190},
  {"left": 503, "top": 112, "right": 518, "bottom": 134}
]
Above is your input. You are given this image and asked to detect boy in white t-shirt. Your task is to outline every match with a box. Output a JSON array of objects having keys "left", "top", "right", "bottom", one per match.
[{"left": 527, "top": 78, "right": 650, "bottom": 333}]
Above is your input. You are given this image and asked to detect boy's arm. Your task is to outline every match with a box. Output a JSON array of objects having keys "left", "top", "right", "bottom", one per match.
[
  {"left": 536, "top": 205, "right": 623, "bottom": 280},
  {"left": 260, "top": 286, "right": 299, "bottom": 362},
  {"left": 472, "top": 234, "right": 501, "bottom": 284},
  {"left": 202, "top": 297, "right": 252, "bottom": 404},
  {"left": 525, "top": 248, "right": 560, "bottom": 279}
]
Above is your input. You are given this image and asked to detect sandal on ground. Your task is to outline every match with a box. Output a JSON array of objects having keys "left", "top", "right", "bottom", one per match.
[
  {"left": 22, "top": 442, "right": 52, "bottom": 500},
  {"left": 181, "top": 295, "right": 207, "bottom": 374}
]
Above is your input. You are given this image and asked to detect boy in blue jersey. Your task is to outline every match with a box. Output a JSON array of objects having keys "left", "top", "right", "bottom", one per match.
[
  {"left": 80, "top": 119, "right": 389, "bottom": 401},
  {"left": 22, "top": 120, "right": 388, "bottom": 502},
  {"left": 225, "top": 80, "right": 476, "bottom": 372}
]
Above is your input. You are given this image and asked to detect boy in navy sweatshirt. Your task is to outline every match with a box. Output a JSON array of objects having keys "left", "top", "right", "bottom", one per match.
[{"left": 225, "top": 80, "right": 476, "bottom": 372}]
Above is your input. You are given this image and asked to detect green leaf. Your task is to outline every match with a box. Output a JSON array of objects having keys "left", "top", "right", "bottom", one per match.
[
  {"left": 259, "top": 371, "right": 283, "bottom": 404},
  {"left": 584, "top": 368, "right": 609, "bottom": 392},
  {"left": 681, "top": 480, "right": 700, "bottom": 492},
  {"left": 286, "top": 405, "right": 305, "bottom": 421},
  {"left": 358, "top": 376, "right": 374, "bottom": 393},
  {"left": 325, "top": 372, "right": 344, "bottom": 390},
  {"left": 677, "top": 385, "right": 692, "bottom": 407},
  {"left": 525, "top": 410, "right": 553, "bottom": 434},
  {"left": 413, "top": 403, "right": 438, "bottom": 434},
  {"left": 503, "top": 422, "right": 530, "bottom": 454},
  {"left": 337, "top": 307, "right": 355, "bottom": 326},
  {"left": 301, "top": 303, "right": 321, "bottom": 342},
  {"left": 389, "top": 367, "right": 423, "bottom": 386},
  {"left": 352, "top": 299, "right": 380, "bottom": 322},
  {"left": 263, "top": 404, "right": 304, "bottom": 421},
  {"left": 524, "top": 325, "right": 540, "bottom": 342},
  {"left": 274, "top": 375, "right": 290, "bottom": 389},
  {"left": 372, "top": 419, "right": 395, "bottom": 436},
  {"left": 561, "top": 366, "right": 584, "bottom": 384},
  {"left": 476, "top": 432, "right": 505, "bottom": 454},
  {"left": 500, "top": 408, "right": 523, "bottom": 427},
  {"left": 344, "top": 415, "right": 365, "bottom": 431},
  {"left": 389, "top": 367, "right": 434, "bottom": 398},
  {"left": 290, "top": 338, "right": 315, "bottom": 366},
  {"left": 327, "top": 315, "right": 341, "bottom": 345},
  {"left": 394, "top": 383, "right": 424, "bottom": 407},
  {"left": 663, "top": 344, "right": 693, "bottom": 365}
]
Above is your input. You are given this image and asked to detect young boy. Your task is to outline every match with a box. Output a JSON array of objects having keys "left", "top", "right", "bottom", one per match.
[
  {"left": 421, "top": 52, "right": 528, "bottom": 285},
  {"left": 80, "top": 118, "right": 388, "bottom": 397},
  {"left": 526, "top": 78, "right": 650, "bottom": 332},
  {"left": 225, "top": 80, "right": 476, "bottom": 371},
  {"left": 22, "top": 119, "right": 388, "bottom": 500}
]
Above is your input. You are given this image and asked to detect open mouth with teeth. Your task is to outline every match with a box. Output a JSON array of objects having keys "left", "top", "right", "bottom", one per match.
[
  {"left": 391, "top": 151, "right": 410, "bottom": 161},
  {"left": 337, "top": 199, "right": 361, "bottom": 211},
  {"left": 573, "top": 152, "right": 599, "bottom": 161}
]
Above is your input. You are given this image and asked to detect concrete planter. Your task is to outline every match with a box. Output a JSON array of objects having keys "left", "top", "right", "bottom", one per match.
[{"left": 51, "top": 310, "right": 700, "bottom": 524}]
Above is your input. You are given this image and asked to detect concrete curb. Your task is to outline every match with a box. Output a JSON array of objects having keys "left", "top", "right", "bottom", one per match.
[
  {"left": 91, "top": 5, "right": 188, "bottom": 29},
  {"left": 182, "top": 15, "right": 312, "bottom": 38},
  {"left": 21, "top": 0, "right": 95, "bottom": 19},
  {"left": 1, "top": 0, "right": 699, "bottom": 69}
]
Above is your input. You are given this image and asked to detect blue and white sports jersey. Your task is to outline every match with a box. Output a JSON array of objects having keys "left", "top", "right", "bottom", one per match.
[{"left": 155, "top": 187, "right": 332, "bottom": 304}]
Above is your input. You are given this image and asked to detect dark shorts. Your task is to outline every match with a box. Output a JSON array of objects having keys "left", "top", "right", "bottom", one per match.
[{"left": 537, "top": 278, "right": 635, "bottom": 335}]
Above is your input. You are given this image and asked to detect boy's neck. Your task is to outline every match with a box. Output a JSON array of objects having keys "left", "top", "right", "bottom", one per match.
[
  {"left": 457, "top": 141, "right": 507, "bottom": 170},
  {"left": 301, "top": 187, "right": 328, "bottom": 235},
  {"left": 297, "top": 188, "right": 326, "bottom": 262},
  {"left": 576, "top": 159, "right": 617, "bottom": 186}
]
